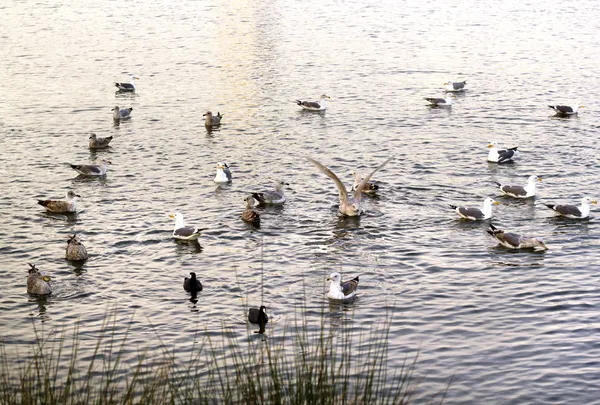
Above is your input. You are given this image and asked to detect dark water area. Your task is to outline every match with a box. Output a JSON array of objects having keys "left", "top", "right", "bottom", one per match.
[{"left": 1, "top": 0, "right": 600, "bottom": 403}]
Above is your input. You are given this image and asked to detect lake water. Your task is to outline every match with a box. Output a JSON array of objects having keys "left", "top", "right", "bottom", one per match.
[{"left": 1, "top": 0, "right": 600, "bottom": 403}]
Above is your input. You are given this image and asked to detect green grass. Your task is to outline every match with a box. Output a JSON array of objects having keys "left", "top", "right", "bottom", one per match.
[{"left": 0, "top": 306, "right": 442, "bottom": 405}]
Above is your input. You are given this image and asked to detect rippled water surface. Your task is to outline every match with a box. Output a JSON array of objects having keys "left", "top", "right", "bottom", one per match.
[{"left": 2, "top": 0, "right": 600, "bottom": 403}]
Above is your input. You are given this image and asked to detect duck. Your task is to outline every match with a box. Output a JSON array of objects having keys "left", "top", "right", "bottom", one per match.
[
  {"left": 38, "top": 190, "right": 80, "bottom": 213},
  {"left": 27, "top": 264, "right": 52, "bottom": 295},
  {"left": 241, "top": 196, "right": 260, "bottom": 226},
  {"left": 327, "top": 272, "right": 359, "bottom": 301},
  {"left": 65, "top": 234, "right": 88, "bottom": 261},
  {"left": 449, "top": 197, "right": 499, "bottom": 220},
  {"left": 88, "top": 133, "right": 113, "bottom": 149},
  {"left": 248, "top": 305, "right": 268, "bottom": 334},
  {"left": 183, "top": 272, "right": 203, "bottom": 293}
]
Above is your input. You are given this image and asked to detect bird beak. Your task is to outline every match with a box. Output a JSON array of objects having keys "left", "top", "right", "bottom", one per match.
[
  {"left": 169, "top": 213, "right": 175, "bottom": 218},
  {"left": 42, "top": 276, "right": 51, "bottom": 282},
  {"left": 591, "top": 200, "right": 598, "bottom": 204},
  {"left": 487, "top": 144, "right": 493, "bottom": 148},
  {"left": 202, "top": 113, "right": 206, "bottom": 116},
  {"left": 538, "top": 178, "right": 542, "bottom": 182},
  {"left": 134, "top": 77, "right": 139, "bottom": 80},
  {"left": 111, "top": 108, "right": 115, "bottom": 111},
  {"left": 540, "top": 242, "right": 548, "bottom": 250},
  {"left": 75, "top": 194, "right": 81, "bottom": 198},
  {"left": 106, "top": 160, "right": 112, "bottom": 164},
  {"left": 326, "top": 277, "right": 331, "bottom": 281},
  {"left": 580, "top": 105, "right": 585, "bottom": 108},
  {"left": 493, "top": 201, "right": 500, "bottom": 205}
]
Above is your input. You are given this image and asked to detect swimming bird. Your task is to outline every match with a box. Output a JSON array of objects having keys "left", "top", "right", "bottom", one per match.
[
  {"left": 450, "top": 197, "right": 499, "bottom": 220},
  {"left": 487, "top": 142, "right": 518, "bottom": 163},
  {"left": 544, "top": 196, "right": 597, "bottom": 219},
  {"left": 112, "top": 106, "right": 133, "bottom": 121},
  {"left": 424, "top": 94, "right": 456, "bottom": 106},
  {"left": 327, "top": 272, "right": 359, "bottom": 301},
  {"left": 169, "top": 212, "right": 205, "bottom": 241},
  {"left": 214, "top": 162, "right": 232, "bottom": 183},
  {"left": 248, "top": 305, "right": 268, "bottom": 333},
  {"left": 88, "top": 133, "right": 113, "bottom": 149},
  {"left": 487, "top": 224, "right": 548, "bottom": 250},
  {"left": 70, "top": 160, "right": 110, "bottom": 176},
  {"left": 27, "top": 264, "right": 52, "bottom": 295},
  {"left": 548, "top": 103, "right": 584, "bottom": 116},
  {"left": 241, "top": 196, "right": 260, "bottom": 226},
  {"left": 444, "top": 80, "right": 467, "bottom": 92},
  {"left": 183, "top": 272, "right": 203, "bottom": 293},
  {"left": 252, "top": 181, "right": 288, "bottom": 205},
  {"left": 350, "top": 170, "right": 379, "bottom": 195},
  {"left": 307, "top": 157, "right": 392, "bottom": 216},
  {"left": 38, "top": 190, "right": 80, "bottom": 213},
  {"left": 495, "top": 175, "right": 541, "bottom": 199},
  {"left": 203, "top": 111, "right": 223, "bottom": 127},
  {"left": 296, "top": 94, "right": 330, "bottom": 111},
  {"left": 65, "top": 234, "right": 88, "bottom": 261},
  {"left": 115, "top": 76, "right": 139, "bottom": 92}
]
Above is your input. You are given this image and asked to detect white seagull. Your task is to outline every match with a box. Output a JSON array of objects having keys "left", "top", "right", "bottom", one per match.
[
  {"left": 115, "top": 76, "right": 139, "bottom": 92},
  {"left": 495, "top": 175, "right": 541, "bottom": 199},
  {"left": 214, "top": 162, "right": 232, "bottom": 183},
  {"left": 548, "top": 103, "right": 584, "bottom": 116},
  {"left": 327, "top": 272, "right": 359, "bottom": 301},
  {"left": 296, "top": 94, "right": 330, "bottom": 111},
  {"left": 169, "top": 212, "right": 206, "bottom": 241},
  {"left": 449, "top": 197, "right": 499, "bottom": 220},
  {"left": 487, "top": 141, "right": 518, "bottom": 163},
  {"left": 424, "top": 94, "right": 456, "bottom": 106},
  {"left": 545, "top": 196, "right": 597, "bottom": 219},
  {"left": 443, "top": 80, "right": 467, "bottom": 92}
]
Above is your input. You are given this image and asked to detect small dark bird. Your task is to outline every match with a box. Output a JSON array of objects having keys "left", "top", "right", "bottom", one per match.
[
  {"left": 183, "top": 272, "right": 203, "bottom": 293},
  {"left": 248, "top": 305, "right": 268, "bottom": 334},
  {"left": 203, "top": 111, "right": 223, "bottom": 127},
  {"left": 66, "top": 234, "right": 88, "bottom": 261},
  {"left": 241, "top": 196, "right": 260, "bottom": 226}
]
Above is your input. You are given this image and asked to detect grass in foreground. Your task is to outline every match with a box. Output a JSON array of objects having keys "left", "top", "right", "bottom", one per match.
[{"left": 0, "top": 307, "right": 444, "bottom": 405}]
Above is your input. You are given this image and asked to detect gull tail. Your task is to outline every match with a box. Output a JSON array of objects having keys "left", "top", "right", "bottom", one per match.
[
  {"left": 544, "top": 204, "right": 556, "bottom": 210},
  {"left": 494, "top": 181, "right": 502, "bottom": 188},
  {"left": 449, "top": 204, "right": 458, "bottom": 210}
]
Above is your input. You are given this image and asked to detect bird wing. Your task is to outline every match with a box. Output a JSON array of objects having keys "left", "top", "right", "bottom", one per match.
[
  {"left": 552, "top": 204, "right": 582, "bottom": 217},
  {"left": 340, "top": 276, "right": 359, "bottom": 295},
  {"left": 497, "top": 149, "right": 515, "bottom": 163},
  {"left": 425, "top": 98, "right": 445, "bottom": 104},
  {"left": 307, "top": 157, "right": 348, "bottom": 203},
  {"left": 458, "top": 207, "right": 484, "bottom": 220},
  {"left": 174, "top": 226, "right": 200, "bottom": 237},
  {"left": 500, "top": 185, "right": 527, "bottom": 197},
  {"left": 353, "top": 157, "right": 392, "bottom": 198},
  {"left": 299, "top": 101, "right": 321, "bottom": 109}
]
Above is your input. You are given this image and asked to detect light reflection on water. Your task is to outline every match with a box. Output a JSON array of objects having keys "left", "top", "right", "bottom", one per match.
[{"left": 1, "top": 0, "right": 600, "bottom": 403}]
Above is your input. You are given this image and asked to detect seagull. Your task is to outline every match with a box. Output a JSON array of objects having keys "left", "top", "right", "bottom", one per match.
[
  {"left": 296, "top": 94, "right": 330, "bottom": 111},
  {"left": 88, "top": 133, "right": 113, "bottom": 149},
  {"left": 241, "top": 196, "right": 260, "bottom": 226},
  {"left": 183, "top": 272, "right": 203, "bottom": 293},
  {"left": 350, "top": 170, "right": 379, "bottom": 195},
  {"left": 214, "top": 162, "right": 232, "bottom": 183},
  {"left": 307, "top": 157, "right": 392, "bottom": 216},
  {"left": 487, "top": 224, "right": 548, "bottom": 250},
  {"left": 548, "top": 103, "right": 584, "bottom": 116},
  {"left": 65, "top": 234, "right": 88, "bottom": 261},
  {"left": 38, "top": 190, "right": 80, "bottom": 213},
  {"left": 544, "top": 196, "right": 597, "bottom": 219},
  {"left": 327, "top": 272, "right": 359, "bottom": 301},
  {"left": 169, "top": 212, "right": 206, "bottom": 241},
  {"left": 115, "top": 76, "right": 139, "bottom": 92},
  {"left": 444, "top": 80, "right": 467, "bottom": 92},
  {"left": 449, "top": 197, "right": 499, "bottom": 220},
  {"left": 252, "top": 181, "right": 288, "bottom": 205},
  {"left": 487, "top": 141, "right": 518, "bottom": 163},
  {"left": 27, "top": 264, "right": 52, "bottom": 295},
  {"left": 203, "top": 111, "right": 223, "bottom": 127},
  {"left": 70, "top": 160, "right": 110, "bottom": 176},
  {"left": 424, "top": 94, "right": 456, "bottom": 106},
  {"left": 112, "top": 106, "right": 133, "bottom": 121},
  {"left": 248, "top": 305, "right": 268, "bottom": 334},
  {"left": 495, "top": 175, "right": 541, "bottom": 199}
]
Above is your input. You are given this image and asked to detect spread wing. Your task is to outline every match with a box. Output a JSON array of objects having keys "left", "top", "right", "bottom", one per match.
[
  {"left": 307, "top": 157, "right": 348, "bottom": 203},
  {"left": 353, "top": 157, "right": 393, "bottom": 199}
]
